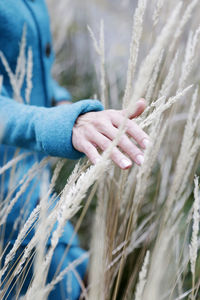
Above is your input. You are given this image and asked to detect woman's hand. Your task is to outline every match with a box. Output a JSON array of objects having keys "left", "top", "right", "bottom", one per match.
[{"left": 72, "top": 99, "right": 150, "bottom": 170}]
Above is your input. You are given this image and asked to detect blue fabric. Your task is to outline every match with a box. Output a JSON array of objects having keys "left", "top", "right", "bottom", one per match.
[
  {"left": 2, "top": 243, "right": 89, "bottom": 300},
  {"left": 0, "top": 0, "right": 104, "bottom": 298},
  {"left": 0, "top": 96, "right": 103, "bottom": 159},
  {"left": 51, "top": 78, "right": 72, "bottom": 102}
]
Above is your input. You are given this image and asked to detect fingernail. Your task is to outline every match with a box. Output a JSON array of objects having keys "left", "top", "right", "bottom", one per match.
[
  {"left": 136, "top": 154, "right": 144, "bottom": 165},
  {"left": 120, "top": 158, "right": 132, "bottom": 169},
  {"left": 142, "top": 138, "right": 150, "bottom": 148}
]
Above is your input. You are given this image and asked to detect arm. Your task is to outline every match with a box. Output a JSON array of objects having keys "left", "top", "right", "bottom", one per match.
[{"left": 0, "top": 95, "right": 104, "bottom": 159}]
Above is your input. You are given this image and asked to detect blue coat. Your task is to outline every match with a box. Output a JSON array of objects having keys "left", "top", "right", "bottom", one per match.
[
  {"left": 0, "top": 1, "right": 103, "bottom": 298},
  {"left": 0, "top": 0, "right": 103, "bottom": 236}
]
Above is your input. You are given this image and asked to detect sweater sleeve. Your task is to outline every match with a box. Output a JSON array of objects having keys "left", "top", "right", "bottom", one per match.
[
  {"left": 51, "top": 78, "right": 72, "bottom": 103},
  {"left": 0, "top": 95, "right": 104, "bottom": 159}
]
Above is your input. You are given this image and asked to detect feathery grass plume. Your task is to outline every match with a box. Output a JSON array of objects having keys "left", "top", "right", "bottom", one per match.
[
  {"left": 46, "top": 160, "right": 109, "bottom": 264},
  {"left": 99, "top": 68, "right": 188, "bottom": 297},
  {"left": 123, "top": 0, "right": 147, "bottom": 108},
  {"left": 179, "top": 138, "right": 200, "bottom": 201},
  {"left": 170, "top": 0, "right": 199, "bottom": 52},
  {"left": 140, "top": 85, "right": 193, "bottom": 129},
  {"left": 165, "top": 88, "right": 200, "bottom": 221},
  {"left": 87, "top": 25, "right": 100, "bottom": 56},
  {"left": 0, "top": 204, "right": 40, "bottom": 282},
  {"left": 159, "top": 50, "right": 179, "bottom": 98},
  {"left": 175, "top": 233, "right": 185, "bottom": 296},
  {"left": 13, "top": 178, "right": 40, "bottom": 231},
  {"left": 152, "top": 0, "right": 164, "bottom": 27},
  {"left": 99, "top": 20, "right": 107, "bottom": 108},
  {"left": 15, "top": 25, "right": 26, "bottom": 82},
  {"left": 88, "top": 179, "right": 107, "bottom": 300},
  {"left": 134, "top": 250, "right": 150, "bottom": 300},
  {"left": 0, "top": 162, "right": 52, "bottom": 291},
  {"left": 178, "top": 26, "right": 200, "bottom": 90},
  {"left": 43, "top": 162, "right": 84, "bottom": 268},
  {"left": 16, "top": 25, "right": 27, "bottom": 94},
  {"left": 8, "top": 148, "right": 22, "bottom": 192},
  {"left": 143, "top": 221, "right": 180, "bottom": 300},
  {"left": 0, "top": 52, "right": 23, "bottom": 103},
  {"left": 23, "top": 162, "right": 65, "bottom": 299},
  {"left": 19, "top": 163, "right": 85, "bottom": 299},
  {"left": 112, "top": 116, "right": 167, "bottom": 300},
  {"left": 178, "top": 87, "right": 200, "bottom": 195},
  {"left": 157, "top": 157, "right": 172, "bottom": 205},
  {"left": 88, "top": 20, "right": 107, "bottom": 108},
  {"left": 8, "top": 162, "right": 63, "bottom": 272},
  {"left": 29, "top": 170, "right": 50, "bottom": 299},
  {"left": 4, "top": 156, "right": 44, "bottom": 200},
  {"left": 48, "top": 159, "right": 65, "bottom": 195},
  {"left": 131, "top": 115, "right": 167, "bottom": 233},
  {"left": 0, "top": 157, "right": 50, "bottom": 225},
  {"left": 189, "top": 176, "right": 200, "bottom": 300},
  {"left": 0, "top": 153, "right": 30, "bottom": 176},
  {"left": 130, "top": 2, "right": 182, "bottom": 109},
  {"left": 0, "top": 25, "right": 32, "bottom": 105},
  {"left": 128, "top": 221, "right": 156, "bottom": 256},
  {"left": 119, "top": 167, "right": 137, "bottom": 216},
  {"left": 25, "top": 47, "right": 33, "bottom": 104},
  {"left": 12, "top": 174, "right": 66, "bottom": 282},
  {"left": 145, "top": 49, "right": 164, "bottom": 105},
  {"left": 0, "top": 25, "right": 27, "bottom": 103},
  {"left": 175, "top": 289, "right": 193, "bottom": 300},
  {"left": 36, "top": 252, "right": 89, "bottom": 300}
]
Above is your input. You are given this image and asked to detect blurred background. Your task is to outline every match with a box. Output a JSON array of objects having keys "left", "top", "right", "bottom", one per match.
[{"left": 47, "top": 0, "right": 139, "bottom": 103}]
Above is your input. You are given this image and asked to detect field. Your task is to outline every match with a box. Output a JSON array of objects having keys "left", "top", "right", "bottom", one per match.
[{"left": 0, "top": 0, "right": 200, "bottom": 299}]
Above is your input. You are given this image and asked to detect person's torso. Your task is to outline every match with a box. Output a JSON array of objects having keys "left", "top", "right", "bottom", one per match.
[{"left": 0, "top": 0, "right": 55, "bottom": 231}]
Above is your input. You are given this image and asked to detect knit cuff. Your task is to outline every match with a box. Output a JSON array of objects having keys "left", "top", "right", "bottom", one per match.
[{"left": 36, "top": 99, "right": 104, "bottom": 159}]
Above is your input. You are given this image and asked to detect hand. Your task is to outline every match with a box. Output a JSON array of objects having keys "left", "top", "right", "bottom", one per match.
[{"left": 72, "top": 99, "right": 150, "bottom": 170}]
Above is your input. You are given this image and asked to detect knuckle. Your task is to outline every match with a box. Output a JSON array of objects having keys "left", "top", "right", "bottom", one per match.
[
  {"left": 78, "top": 140, "right": 87, "bottom": 152},
  {"left": 106, "top": 109, "right": 119, "bottom": 119},
  {"left": 96, "top": 120, "right": 111, "bottom": 132},
  {"left": 84, "top": 144, "right": 95, "bottom": 157},
  {"left": 85, "top": 143, "right": 94, "bottom": 152}
]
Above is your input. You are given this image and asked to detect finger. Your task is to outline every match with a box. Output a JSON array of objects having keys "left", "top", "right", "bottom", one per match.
[
  {"left": 98, "top": 123, "right": 145, "bottom": 165},
  {"left": 110, "top": 113, "right": 150, "bottom": 149},
  {"left": 123, "top": 99, "right": 146, "bottom": 119},
  {"left": 80, "top": 141, "right": 101, "bottom": 165},
  {"left": 89, "top": 130, "right": 133, "bottom": 170}
]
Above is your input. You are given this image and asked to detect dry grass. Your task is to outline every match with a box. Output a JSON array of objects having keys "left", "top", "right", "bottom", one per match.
[{"left": 0, "top": 0, "right": 199, "bottom": 299}]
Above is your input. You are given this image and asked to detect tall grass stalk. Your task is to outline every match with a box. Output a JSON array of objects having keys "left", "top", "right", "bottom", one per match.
[
  {"left": 189, "top": 176, "right": 200, "bottom": 300},
  {"left": 123, "top": 0, "right": 147, "bottom": 108}
]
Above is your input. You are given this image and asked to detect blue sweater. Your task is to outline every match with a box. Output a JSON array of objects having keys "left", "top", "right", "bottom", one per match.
[{"left": 0, "top": 0, "right": 104, "bottom": 244}]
